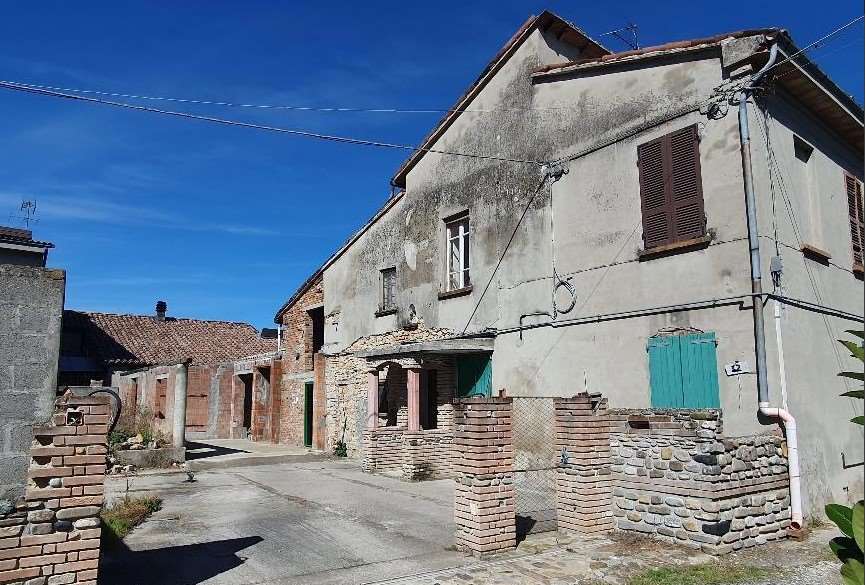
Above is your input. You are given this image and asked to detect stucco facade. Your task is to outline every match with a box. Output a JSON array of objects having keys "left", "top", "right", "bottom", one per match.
[{"left": 275, "top": 18, "right": 863, "bottom": 519}]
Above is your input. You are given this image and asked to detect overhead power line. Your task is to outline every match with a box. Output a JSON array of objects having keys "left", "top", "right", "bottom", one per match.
[
  {"left": 763, "top": 14, "right": 864, "bottom": 75},
  {"left": 0, "top": 79, "right": 614, "bottom": 115},
  {"left": 0, "top": 16, "right": 858, "bottom": 168},
  {"left": 0, "top": 81, "right": 546, "bottom": 166}
]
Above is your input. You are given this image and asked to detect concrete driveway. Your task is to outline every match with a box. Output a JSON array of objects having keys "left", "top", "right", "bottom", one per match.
[{"left": 100, "top": 459, "right": 462, "bottom": 585}]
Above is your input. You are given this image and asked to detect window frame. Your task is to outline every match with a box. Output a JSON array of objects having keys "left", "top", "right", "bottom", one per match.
[
  {"left": 444, "top": 213, "right": 471, "bottom": 292},
  {"left": 379, "top": 266, "right": 397, "bottom": 312}
]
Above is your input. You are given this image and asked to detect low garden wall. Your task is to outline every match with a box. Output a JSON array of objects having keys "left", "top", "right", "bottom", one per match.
[
  {"left": 0, "top": 393, "right": 109, "bottom": 584},
  {"left": 447, "top": 395, "right": 793, "bottom": 557},
  {"left": 609, "top": 409, "right": 791, "bottom": 553},
  {"left": 361, "top": 428, "right": 454, "bottom": 481}
]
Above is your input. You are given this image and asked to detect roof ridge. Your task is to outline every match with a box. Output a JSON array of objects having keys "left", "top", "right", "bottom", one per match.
[{"left": 64, "top": 309, "right": 258, "bottom": 328}]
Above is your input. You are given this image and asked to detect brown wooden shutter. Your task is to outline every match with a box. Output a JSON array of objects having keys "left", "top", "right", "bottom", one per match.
[
  {"left": 638, "top": 125, "right": 706, "bottom": 249},
  {"left": 846, "top": 173, "right": 865, "bottom": 266},
  {"left": 668, "top": 126, "right": 705, "bottom": 241},
  {"left": 638, "top": 137, "right": 671, "bottom": 248}
]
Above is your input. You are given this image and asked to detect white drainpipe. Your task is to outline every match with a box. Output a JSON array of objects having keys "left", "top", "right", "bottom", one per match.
[{"left": 738, "top": 39, "right": 803, "bottom": 530}]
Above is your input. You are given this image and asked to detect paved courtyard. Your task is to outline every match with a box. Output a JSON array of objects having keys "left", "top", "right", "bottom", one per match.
[
  {"left": 101, "top": 458, "right": 463, "bottom": 585},
  {"left": 100, "top": 452, "right": 841, "bottom": 585}
]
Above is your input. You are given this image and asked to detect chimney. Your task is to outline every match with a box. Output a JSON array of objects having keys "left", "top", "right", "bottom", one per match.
[{"left": 155, "top": 300, "right": 167, "bottom": 321}]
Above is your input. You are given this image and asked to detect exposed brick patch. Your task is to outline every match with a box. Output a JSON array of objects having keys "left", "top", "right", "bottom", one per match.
[
  {"left": 453, "top": 397, "right": 516, "bottom": 556},
  {"left": 277, "top": 276, "right": 324, "bottom": 447},
  {"left": 0, "top": 394, "right": 108, "bottom": 584},
  {"left": 553, "top": 394, "right": 614, "bottom": 535}
]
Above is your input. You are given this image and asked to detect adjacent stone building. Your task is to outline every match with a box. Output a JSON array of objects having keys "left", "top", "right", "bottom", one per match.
[
  {"left": 272, "top": 8, "right": 863, "bottom": 531},
  {"left": 0, "top": 227, "right": 64, "bottom": 503}
]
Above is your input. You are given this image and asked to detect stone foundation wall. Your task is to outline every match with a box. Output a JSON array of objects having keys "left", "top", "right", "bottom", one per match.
[
  {"left": 609, "top": 409, "right": 791, "bottom": 553},
  {"left": 453, "top": 397, "right": 516, "bottom": 556},
  {"left": 0, "top": 394, "right": 109, "bottom": 584}
]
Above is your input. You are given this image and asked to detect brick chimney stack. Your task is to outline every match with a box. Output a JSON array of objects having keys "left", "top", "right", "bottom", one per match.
[{"left": 156, "top": 300, "right": 167, "bottom": 321}]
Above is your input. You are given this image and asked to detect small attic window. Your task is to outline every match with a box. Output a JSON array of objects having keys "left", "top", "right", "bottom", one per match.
[{"left": 794, "top": 135, "right": 813, "bottom": 163}]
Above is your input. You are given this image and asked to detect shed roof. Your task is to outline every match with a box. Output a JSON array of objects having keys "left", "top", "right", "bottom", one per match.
[
  {"left": 0, "top": 226, "right": 54, "bottom": 250},
  {"left": 63, "top": 310, "right": 276, "bottom": 369}
]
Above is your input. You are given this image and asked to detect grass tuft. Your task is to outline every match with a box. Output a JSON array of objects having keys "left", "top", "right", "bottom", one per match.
[
  {"left": 101, "top": 495, "right": 162, "bottom": 544},
  {"left": 628, "top": 563, "right": 772, "bottom": 585}
]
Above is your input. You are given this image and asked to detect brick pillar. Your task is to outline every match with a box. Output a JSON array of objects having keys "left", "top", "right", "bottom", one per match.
[
  {"left": 366, "top": 370, "right": 379, "bottom": 431},
  {"left": 406, "top": 368, "right": 421, "bottom": 432},
  {"left": 554, "top": 393, "right": 614, "bottom": 535},
  {"left": 453, "top": 397, "right": 516, "bottom": 556},
  {"left": 0, "top": 394, "right": 109, "bottom": 585}
]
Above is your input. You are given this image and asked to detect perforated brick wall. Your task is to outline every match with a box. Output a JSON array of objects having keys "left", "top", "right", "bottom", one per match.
[
  {"left": 0, "top": 393, "right": 108, "bottom": 584},
  {"left": 452, "top": 397, "right": 516, "bottom": 556}
]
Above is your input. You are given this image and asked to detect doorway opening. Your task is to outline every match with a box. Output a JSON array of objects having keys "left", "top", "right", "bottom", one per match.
[
  {"left": 239, "top": 373, "right": 253, "bottom": 434},
  {"left": 303, "top": 382, "right": 313, "bottom": 447}
]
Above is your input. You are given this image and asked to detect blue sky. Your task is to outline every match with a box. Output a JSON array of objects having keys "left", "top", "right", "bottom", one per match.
[{"left": 0, "top": 1, "right": 861, "bottom": 329}]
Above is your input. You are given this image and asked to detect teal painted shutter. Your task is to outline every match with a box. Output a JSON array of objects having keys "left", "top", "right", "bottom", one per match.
[
  {"left": 648, "top": 333, "right": 720, "bottom": 408},
  {"left": 457, "top": 356, "right": 492, "bottom": 398},
  {"left": 648, "top": 336, "right": 683, "bottom": 407},
  {"left": 680, "top": 332, "right": 720, "bottom": 408}
]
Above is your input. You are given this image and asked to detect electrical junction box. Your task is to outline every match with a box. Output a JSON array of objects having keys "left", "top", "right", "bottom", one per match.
[{"left": 724, "top": 361, "right": 751, "bottom": 376}]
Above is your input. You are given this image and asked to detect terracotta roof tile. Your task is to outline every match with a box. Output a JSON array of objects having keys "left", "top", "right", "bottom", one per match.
[
  {"left": 63, "top": 310, "right": 276, "bottom": 368},
  {"left": 533, "top": 28, "right": 781, "bottom": 76}
]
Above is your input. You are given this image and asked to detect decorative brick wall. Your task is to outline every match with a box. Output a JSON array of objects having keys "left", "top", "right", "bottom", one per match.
[
  {"left": 453, "top": 397, "right": 516, "bottom": 556},
  {"left": 609, "top": 409, "right": 791, "bottom": 553},
  {"left": 0, "top": 393, "right": 108, "bottom": 584},
  {"left": 553, "top": 394, "right": 614, "bottom": 535}
]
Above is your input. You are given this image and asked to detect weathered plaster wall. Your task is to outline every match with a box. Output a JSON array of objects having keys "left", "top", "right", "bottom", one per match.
[
  {"left": 748, "top": 91, "right": 864, "bottom": 516},
  {"left": 0, "top": 265, "right": 65, "bottom": 501},
  {"left": 314, "top": 26, "right": 862, "bottom": 521}
]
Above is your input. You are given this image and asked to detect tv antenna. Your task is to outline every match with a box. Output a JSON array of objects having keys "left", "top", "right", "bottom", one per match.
[
  {"left": 599, "top": 23, "right": 640, "bottom": 51},
  {"left": 10, "top": 199, "right": 39, "bottom": 228}
]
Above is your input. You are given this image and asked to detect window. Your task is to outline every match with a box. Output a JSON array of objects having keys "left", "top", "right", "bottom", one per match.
[
  {"left": 638, "top": 125, "right": 706, "bottom": 250},
  {"left": 647, "top": 332, "right": 720, "bottom": 408},
  {"left": 793, "top": 135, "right": 813, "bottom": 163},
  {"left": 380, "top": 267, "right": 397, "bottom": 310},
  {"left": 445, "top": 214, "right": 470, "bottom": 291},
  {"left": 845, "top": 173, "right": 864, "bottom": 268}
]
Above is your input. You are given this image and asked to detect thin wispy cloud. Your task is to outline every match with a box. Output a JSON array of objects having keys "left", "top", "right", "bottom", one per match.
[{"left": 0, "top": 191, "right": 280, "bottom": 236}]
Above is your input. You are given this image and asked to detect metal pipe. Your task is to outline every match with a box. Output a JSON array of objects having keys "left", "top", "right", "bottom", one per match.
[
  {"left": 774, "top": 301, "right": 789, "bottom": 412},
  {"left": 739, "top": 41, "right": 803, "bottom": 529}
]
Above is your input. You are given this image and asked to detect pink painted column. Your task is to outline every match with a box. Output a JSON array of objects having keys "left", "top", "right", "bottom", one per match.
[
  {"left": 367, "top": 370, "right": 379, "bottom": 430},
  {"left": 407, "top": 368, "right": 421, "bottom": 431}
]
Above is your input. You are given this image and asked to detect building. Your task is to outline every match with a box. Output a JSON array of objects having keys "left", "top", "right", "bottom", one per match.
[
  {"left": 59, "top": 302, "right": 276, "bottom": 439},
  {"left": 0, "top": 226, "right": 64, "bottom": 501},
  {"left": 272, "top": 10, "right": 863, "bottom": 522}
]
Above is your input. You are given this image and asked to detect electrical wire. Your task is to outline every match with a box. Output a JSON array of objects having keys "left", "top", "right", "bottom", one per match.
[
  {"left": 753, "top": 100, "right": 854, "bottom": 391},
  {"left": 763, "top": 15, "right": 864, "bottom": 76},
  {"left": 0, "top": 81, "right": 547, "bottom": 166},
  {"left": 460, "top": 173, "right": 551, "bottom": 334},
  {"left": 0, "top": 79, "right": 632, "bottom": 115}
]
